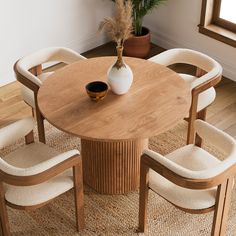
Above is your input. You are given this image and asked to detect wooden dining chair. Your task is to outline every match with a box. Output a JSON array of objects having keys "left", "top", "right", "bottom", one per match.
[
  {"left": 13, "top": 47, "right": 86, "bottom": 143},
  {"left": 139, "top": 119, "right": 236, "bottom": 235},
  {"left": 149, "top": 48, "right": 222, "bottom": 145},
  {"left": 0, "top": 118, "right": 85, "bottom": 235}
]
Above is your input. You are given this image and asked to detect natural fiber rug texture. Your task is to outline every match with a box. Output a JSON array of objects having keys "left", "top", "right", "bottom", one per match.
[{"left": 2, "top": 121, "right": 236, "bottom": 236}]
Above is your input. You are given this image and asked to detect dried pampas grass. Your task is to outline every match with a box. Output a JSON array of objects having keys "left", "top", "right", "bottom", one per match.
[{"left": 98, "top": 0, "right": 133, "bottom": 47}]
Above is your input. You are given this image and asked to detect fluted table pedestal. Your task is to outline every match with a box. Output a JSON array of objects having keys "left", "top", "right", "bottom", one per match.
[{"left": 81, "top": 139, "right": 148, "bottom": 194}]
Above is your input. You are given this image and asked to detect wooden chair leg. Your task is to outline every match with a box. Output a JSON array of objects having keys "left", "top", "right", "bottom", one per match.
[
  {"left": 35, "top": 107, "right": 46, "bottom": 144},
  {"left": 138, "top": 162, "right": 149, "bottom": 233},
  {"left": 211, "top": 178, "right": 233, "bottom": 236},
  {"left": 32, "top": 108, "right": 35, "bottom": 118},
  {"left": 218, "top": 178, "right": 233, "bottom": 235},
  {"left": 187, "top": 68, "right": 206, "bottom": 145},
  {"left": 25, "top": 130, "right": 34, "bottom": 145},
  {"left": 0, "top": 183, "right": 10, "bottom": 236},
  {"left": 212, "top": 183, "right": 227, "bottom": 236},
  {"left": 187, "top": 111, "right": 197, "bottom": 145},
  {"left": 73, "top": 160, "right": 85, "bottom": 231},
  {"left": 195, "top": 108, "right": 207, "bottom": 148},
  {"left": 187, "top": 92, "right": 198, "bottom": 145},
  {"left": 34, "top": 91, "right": 46, "bottom": 144}
]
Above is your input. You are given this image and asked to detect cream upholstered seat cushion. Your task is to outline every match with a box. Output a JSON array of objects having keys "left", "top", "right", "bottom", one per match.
[
  {"left": 148, "top": 145, "right": 220, "bottom": 210},
  {"left": 144, "top": 120, "right": 236, "bottom": 180},
  {"left": 145, "top": 119, "right": 236, "bottom": 210},
  {"left": 179, "top": 74, "right": 216, "bottom": 113},
  {"left": 21, "top": 72, "right": 54, "bottom": 108},
  {"left": 2, "top": 143, "right": 74, "bottom": 206}
]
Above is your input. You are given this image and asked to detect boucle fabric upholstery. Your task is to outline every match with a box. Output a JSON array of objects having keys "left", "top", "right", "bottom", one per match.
[
  {"left": 179, "top": 74, "right": 216, "bottom": 113},
  {"left": 16, "top": 47, "right": 86, "bottom": 108},
  {"left": 1, "top": 143, "right": 79, "bottom": 176},
  {"left": 144, "top": 120, "right": 236, "bottom": 210},
  {"left": 149, "top": 49, "right": 222, "bottom": 116},
  {"left": 144, "top": 120, "right": 236, "bottom": 180},
  {"left": 4, "top": 169, "right": 73, "bottom": 206},
  {"left": 16, "top": 47, "right": 86, "bottom": 86},
  {"left": 149, "top": 48, "right": 222, "bottom": 89},
  {"left": 2, "top": 120, "right": 236, "bottom": 235},
  {"left": 0, "top": 117, "right": 34, "bottom": 149},
  {"left": 21, "top": 72, "right": 53, "bottom": 108},
  {"left": 148, "top": 145, "right": 219, "bottom": 210},
  {"left": 0, "top": 118, "right": 79, "bottom": 206}
]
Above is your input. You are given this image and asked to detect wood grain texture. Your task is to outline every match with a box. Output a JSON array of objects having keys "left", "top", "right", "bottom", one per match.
[
  {"left": 81, "top": 138, "right": 148, "bottom": 194},
  {"left": 1, "top": 43, "right": 235, "bottom": 139},
  {"left": 38, "top": 56, "right": 191, "bottom": 141},
  {"left": 14, "top": 62, "right": 46, "bottom": 143},
  {"left": 217, "top": 177, "right": 234, "bottom": 235},
  {"left": 187, "top": 68, "right": 221, "bottom": 145},
  {"left": 138, "top": 161, "right": 149, "bottom": 232},
  {"left": 211, "top": 182, "right": 227, "bottom": 236},
  {"left": 73, "top": 162, "right": 85, "bottom": 231},
  {"left": 0, "top": 182, "right": 10, "bottom": 236}
]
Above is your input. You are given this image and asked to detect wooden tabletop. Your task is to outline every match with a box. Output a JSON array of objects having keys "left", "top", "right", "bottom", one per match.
[{"left": 38, "top": 57, "right": 191, "bottom": 141}]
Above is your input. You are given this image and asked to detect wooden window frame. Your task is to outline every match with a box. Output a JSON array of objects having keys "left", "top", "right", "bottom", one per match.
[
  {"left": 199, "top": 0, "right": 236, "bottom": 47},
  {"left": 213, "top": 0, "right": 236, "bottom": 33}
]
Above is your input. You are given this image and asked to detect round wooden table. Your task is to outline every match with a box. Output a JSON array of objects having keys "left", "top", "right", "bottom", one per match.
[{"left": 38, "top": 56, "right": 191, "bottom": 194}]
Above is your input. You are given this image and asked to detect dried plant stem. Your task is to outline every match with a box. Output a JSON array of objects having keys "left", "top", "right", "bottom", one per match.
[{"left": 98, "top": 0, "right": 133, "bottom": 47}]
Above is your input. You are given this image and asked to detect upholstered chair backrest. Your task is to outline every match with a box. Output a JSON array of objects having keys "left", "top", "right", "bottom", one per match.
[
  {"left": 16, "top": 47, "right": 86, "bottom": 86},
  {"left": 149, "top": 48, "right": 223, "bottom": 88}
]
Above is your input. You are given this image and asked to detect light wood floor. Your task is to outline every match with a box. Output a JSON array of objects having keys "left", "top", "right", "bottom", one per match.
[{"left": 0, "top": 43, "right": 236, "bottom": 138}]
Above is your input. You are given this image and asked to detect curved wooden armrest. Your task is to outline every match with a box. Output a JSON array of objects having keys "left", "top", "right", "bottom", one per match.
[
  {"left": 192, "top": 73, "right": 222, "bottom": 97},
  {"left": 141, "top": 153, "right": 234, "bottom": 190},
  {"left": 13, "top": 61, "right": 40, "bottom": 93},
  {"left": 0, "top": 154, "right": 81, "bottom": 186}
]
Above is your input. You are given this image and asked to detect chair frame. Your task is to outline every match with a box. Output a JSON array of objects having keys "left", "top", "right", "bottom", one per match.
[
  {"left": 14, "top": 62, "right": 46, "bottom": 143},
  {"left": 138, "top": 131, "right": 235, "bottom": 236},
  {"left": 0, "top": 131, "right": 85, "bottom": 236},
  {"left": 186, "top": 67, "right": 222, "bottom": 146}
]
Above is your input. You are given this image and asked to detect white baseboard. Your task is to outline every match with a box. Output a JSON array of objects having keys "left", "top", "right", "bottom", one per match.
[
  {"left": 150, "top": 29, "right": 236, "bottom": 82},
  {"left": 0, "top": 33, "right": 109, "bottom": 87}
]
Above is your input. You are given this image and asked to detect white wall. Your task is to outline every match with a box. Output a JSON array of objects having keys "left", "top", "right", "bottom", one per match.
[
  {"left": 1, "top": 0, "right": 235, "bottom": 87},
  {"left": 144, "top": 0, "right": 236, "bottom": 82},
  {"left": 0, "top": 0, "right": 113, "bottom": 86}
]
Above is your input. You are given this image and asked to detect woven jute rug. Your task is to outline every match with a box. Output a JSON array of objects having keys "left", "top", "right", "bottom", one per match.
[{"left": 2, "top": 121, "right": 236, "bottom": 236}]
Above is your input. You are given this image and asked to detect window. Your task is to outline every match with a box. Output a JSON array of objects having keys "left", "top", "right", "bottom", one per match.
[
  {"left": 199, "top": 0, "right": 236, "bottom": 47},
  {"left": 212, "top": 0, "right": 236, "bottom": 33}
]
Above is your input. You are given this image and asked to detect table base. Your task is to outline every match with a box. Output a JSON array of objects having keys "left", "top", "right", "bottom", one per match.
[{"left": 81, "top": 139, "right": 148, "bottom": 194}]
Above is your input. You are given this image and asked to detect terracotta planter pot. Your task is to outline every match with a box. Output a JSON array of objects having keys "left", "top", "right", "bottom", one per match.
[{"left": 124, "top": 27, "right": 151, "bottom": 59}]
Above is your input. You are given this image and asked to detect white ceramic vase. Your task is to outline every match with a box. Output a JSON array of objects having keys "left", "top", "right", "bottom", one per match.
[{"left": 107, "top": 46, "right": 133, "bottom": 95}]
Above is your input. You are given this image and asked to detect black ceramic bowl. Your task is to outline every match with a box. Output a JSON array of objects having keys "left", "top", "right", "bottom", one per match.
[{"left": 86, "top": 81, "right": 108, "bottom": 102}]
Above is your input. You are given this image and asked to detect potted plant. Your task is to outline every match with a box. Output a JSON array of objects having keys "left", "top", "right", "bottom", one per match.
[
  {"left": 99, "top": 0, "right": 134, "bottom": 95},
  {"left": 110, "top": 0, "right": 167, "bottom": 58}
]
